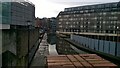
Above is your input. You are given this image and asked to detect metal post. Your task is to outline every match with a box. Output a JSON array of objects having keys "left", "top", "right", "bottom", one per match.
[
  {"left": 26, "top": 20, "right": 31, "bottom": 68},
  {"left": 115, "top": 27, "right": 119, "bottom": 56},
  {"left": 115, "top": 1, "right": 120, "bottom": 56}
]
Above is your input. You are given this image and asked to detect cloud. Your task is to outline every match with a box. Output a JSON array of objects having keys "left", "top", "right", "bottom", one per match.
[
  {"left": 46, "top": 0, "right": 119, "bottom": 6},
  {"left": 29, "top": 0, "right": 120, "bottom": 18}
]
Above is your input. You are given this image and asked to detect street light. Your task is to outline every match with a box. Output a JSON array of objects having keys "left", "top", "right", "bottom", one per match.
[
  {"left": 26, "top": 20, "right": 31, "bottom": 67},
  {"left": 115, "top": 26, "right": 119, "bottom": 56}
]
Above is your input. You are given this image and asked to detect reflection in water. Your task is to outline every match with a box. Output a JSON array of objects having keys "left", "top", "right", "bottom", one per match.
[
  {"left": 47, "top": 33, "right": 88, "bottom": 55},
  {"left": 49, "top": 44, "right": 58, "bottom": 55},
  {"left": 70, "top": 44, "right": 88, "bottom": 54},
  {"left": 56, "top": 38, "right": 78, "bottom": 55},
  {"left": 47, "top": 33, "right": 56, "bottom": 45}
]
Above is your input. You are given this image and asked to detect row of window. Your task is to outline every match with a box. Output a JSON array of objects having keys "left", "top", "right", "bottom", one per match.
[
  {"left": 59, "top": 24, "right": 119, "bottom": 29},
  {"left": 1, "top": 2, "right": 35, "bottom": 25},
  {"left": 60, "top": 29, "right": 118, "bottom": 34},
  {"left": 63, "top": 8, "right": 120, "bottom": 15},
  {"left": 59, "top": 17, "right": 118, "bottom": 21},
  {"left": 65, "top": 2, "right": 119, "bottom": 11},
  {"left": 63, "top": 29, "right": 117, "bottom": 32},
  {"left": 59, "top": 21, "right": 120, "bottom": 25},
  {"left": 59, "top": 12, "right": 120, "bottom": 18}
]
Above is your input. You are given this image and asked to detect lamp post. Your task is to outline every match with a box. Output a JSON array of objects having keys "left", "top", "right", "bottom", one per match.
[
  {"left": 26, "top": 20, "right": 31, "bottom": 68},
  {"left": 116, "top": 27, "right": 119, "bottom": 56}
]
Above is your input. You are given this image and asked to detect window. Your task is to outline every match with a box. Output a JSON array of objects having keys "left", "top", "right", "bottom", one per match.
[
  {"left": 58, "top": 22, "right": 61, "bottom": 24},
  {"left": 88, "top": 22, "right": 90, "bottom": 24},
  {"left": 80, "top": 25, "right": 83, "bottom": 28},
  {"left": 76, "top": 22, "right": 79, "bottom": 24},
  {"left": 73, "top": 22, "right": 75, "bottom": 24},
  {"left": 59, "top": 19, "right": 63, "bottom": 21},
  {"left": 59, "top": 25, "right": 62, "bottom": 28},
  {"left": 99, "top": 13, "right": 102, "bottom": 15},
  {"left": 81, "top": 18, "right": 83, "bottom": 20},
  {"left": 66, "top": 22, "right": 68, "bottom": 24},
  {"left": 94, "top": 26, "right": 97, "bottom": 28},
  {"left": 117, "top": 12, "right": 120, "bottom": 14},
  {"left": 103, "top": 21, "right": 105, "bottom": 24},
  {"left": 117, "top": 26, "right": 119, "bottom": 29},
  {"left": 112, "top": 3, "right": 117, "bottom": 7},
  {"left": 103, "top": 12, "right": 106, "bottom": 15},
  {"left": 114, "top": 26, "right": 116, "bottom": 28},
  {"left": 80, "top": 11, "right": 83, "bottom": 13},
  {"left": 105, "top": 4, "right": 110, "bottom": 7},
  {"left": 85, "top": 10, "right": 88, "bottom": 13}
]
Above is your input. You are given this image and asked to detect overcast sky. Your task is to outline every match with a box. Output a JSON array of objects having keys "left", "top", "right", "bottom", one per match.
[{"left": 29, "top": 0, "right": 120, "bottom": 18}]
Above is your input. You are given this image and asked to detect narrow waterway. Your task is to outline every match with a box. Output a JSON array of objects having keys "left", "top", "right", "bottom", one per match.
[{"left": 47, "top": 33, "right": 89, "bottom": 55}]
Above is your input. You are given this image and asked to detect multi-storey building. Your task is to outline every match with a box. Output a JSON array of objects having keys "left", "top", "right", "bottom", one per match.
[
  {"left": 0, "top": 1, "right": 40, "bottom": 67},
  {"left": 57, "top": 2, "right": 120, "bottom": 57},
  {"left": 1, "top": 1, "right": 35, "bottom": 29},
  {"left": 57, "top": 2, "right": 120, "bottom": 34}
]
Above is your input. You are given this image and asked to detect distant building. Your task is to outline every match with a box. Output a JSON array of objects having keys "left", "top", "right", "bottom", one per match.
[
  {"left": 35, "top": 17, "right": 42, "bottom": 28},
  {"left": 48, "top": 17, "right": 57, "bottom": 33},
  {"left": 41, "top": 18, "right": 49, "bottom": 31},
  {"left": 57, "top": 2, "right": 120, "bottom": 57}
]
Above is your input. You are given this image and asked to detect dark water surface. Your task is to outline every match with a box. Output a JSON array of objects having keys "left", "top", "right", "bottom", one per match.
[{"left": 47, "top": 33, "right": 88, "bottom": 55}]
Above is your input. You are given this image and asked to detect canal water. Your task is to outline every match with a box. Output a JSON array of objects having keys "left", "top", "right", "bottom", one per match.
[{"left": 47, "top": 33, "right": 88, "bottom": 55}]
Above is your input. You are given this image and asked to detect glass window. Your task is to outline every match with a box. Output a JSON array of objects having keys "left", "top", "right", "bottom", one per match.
[
  {"left": 2, "top": 2, "right": 11, "bottom": 24},
  {"left": 105, "top": 4, "right": 110, "bottom": 7},
  {"left": 103, "top": 12, "right": 106, "bottom": 15},
  {"left": 59, "top": 22, "right": 61, "bottom": 24},
  {"left": 103, "top": 21, "right": 105, "bottom": 24},
  {"left": 112, "top": 3, "right": 117, "bottom": 7},
  {"left": 80, "top": 25, "right": 83, "bottom": 28},
  {"left": 66, "top": 22, "right": 68, "bottom": 24}
]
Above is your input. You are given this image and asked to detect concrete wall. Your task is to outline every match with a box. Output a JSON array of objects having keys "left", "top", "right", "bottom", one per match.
[
  {"left": 2, "top": 30, "right": 17, "bottom": 55},
  {"left": 2, "top": 28, "right": 39, "bottom": 66},
  {"left": 0, "top": 30, "right": 2, "bottom": 68}
]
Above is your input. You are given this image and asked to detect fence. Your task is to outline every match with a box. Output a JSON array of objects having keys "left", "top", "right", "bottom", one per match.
[{"left": 71, "top": 34, "right": 120, "bottom": 57}]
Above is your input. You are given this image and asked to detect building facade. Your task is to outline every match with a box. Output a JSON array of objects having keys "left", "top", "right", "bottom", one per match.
[
  {"left": 35, "top": 17, "right": 42, "bottom": 28},
  {"left": 1, "top": 1, "right": 40, "bottom": 67},
  {"left": 1, "top": 1, "right": 35, "bottom": 29},
  {"left": 57, "top": 2, "right": 120, "bottom": 57},
  {"left": 48, "top": 17, "right": 57, "bottom": 33},
  {"left": 57, "top": 2, "right": 120, "bottom": 34}
]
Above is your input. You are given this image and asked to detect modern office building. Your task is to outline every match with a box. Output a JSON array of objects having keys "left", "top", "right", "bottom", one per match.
[
  {"left": 1, "top": 1, "right": 40, "bottom": 67},
  {"left": 57, "top": 2, "right": 120, "bottom": 57},
  {"left": 1, "top": 1, "right": 35, "bottom": 29},
  {"left": 57, "top": 2, "right": 120, "bottom": 34}
]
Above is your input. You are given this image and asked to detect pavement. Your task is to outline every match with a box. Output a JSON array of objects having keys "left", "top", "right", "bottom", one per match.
[{"left": 30, "top": 33, "right": 49, "bottom": 68}]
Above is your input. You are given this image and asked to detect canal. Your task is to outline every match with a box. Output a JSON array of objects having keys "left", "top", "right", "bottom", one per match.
[
  {"left": 31, "top": 33, "right": 119, "bottom": 67},
  {"left": 47, "top": 33, "right": 89, "bottom": 55}
]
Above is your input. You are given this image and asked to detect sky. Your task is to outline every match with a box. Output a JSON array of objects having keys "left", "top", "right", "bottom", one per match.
[{"left": 29, "top": 0, "right": 120, "bottom": 18}]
